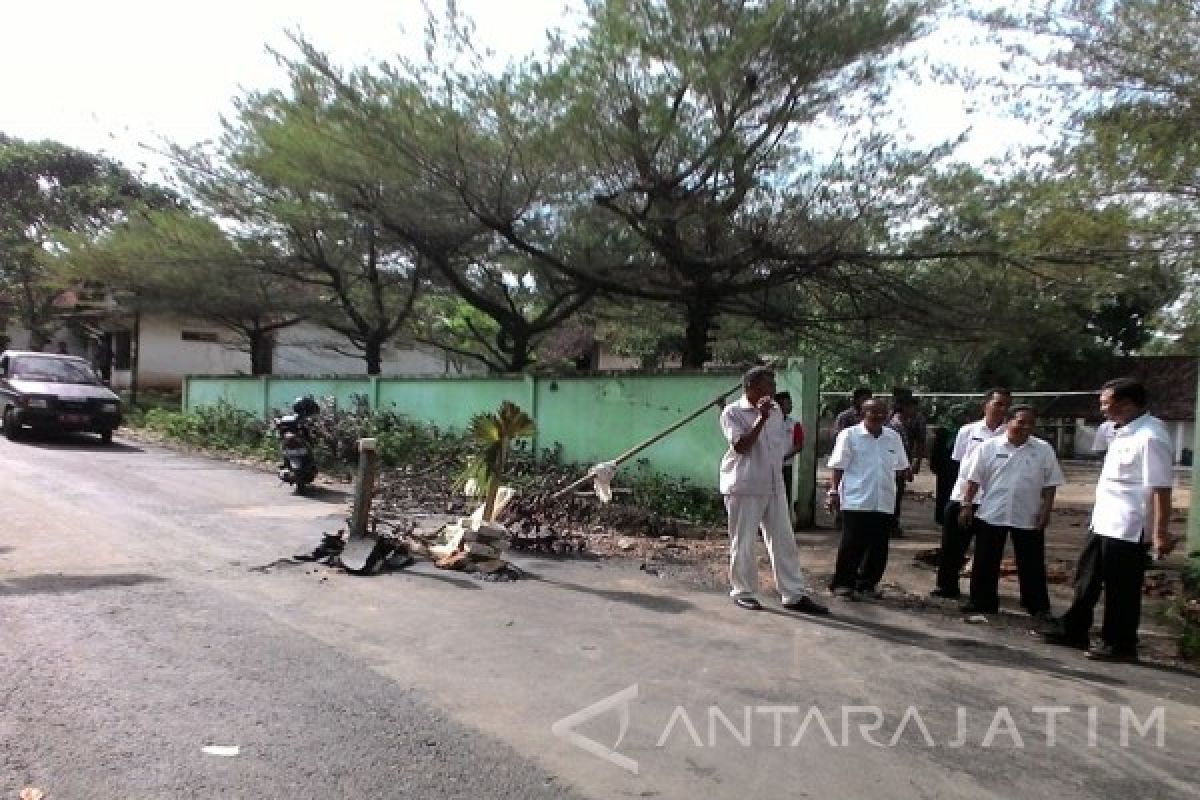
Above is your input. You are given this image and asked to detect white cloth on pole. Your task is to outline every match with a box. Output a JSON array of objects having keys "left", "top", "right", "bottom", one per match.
[{"left": 590, "top": 460, "right": 618, "bottom": 503}]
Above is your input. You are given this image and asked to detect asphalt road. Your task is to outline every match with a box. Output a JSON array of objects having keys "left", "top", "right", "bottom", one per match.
[{"left": 2, "top": 433, "right": 1199, "bottom": 799}]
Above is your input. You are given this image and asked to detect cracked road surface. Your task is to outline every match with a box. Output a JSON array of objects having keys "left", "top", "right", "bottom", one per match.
[{"left": 2, "top": 435, "right": 1198, "bottom": 799}]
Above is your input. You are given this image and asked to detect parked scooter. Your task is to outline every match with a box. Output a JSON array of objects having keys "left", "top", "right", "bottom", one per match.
[{"left": 274, "top": 395, "right": 319, "bottom": 494}]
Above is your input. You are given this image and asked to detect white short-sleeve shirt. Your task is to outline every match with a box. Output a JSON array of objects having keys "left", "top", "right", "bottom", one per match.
[
  {"left": 965, "top": 435, "right": 1065, "bottom": 530},
  {"left": 719, "top": 396, "right": 789, "bottom": 496},
  {"left": 827, "top": 423, "right": 910, "bottom": 513},
  {"left": 949, "top": 419, "right": 1006, "bottom": 503},
  {"left": 1091, "top": 413, "right": 1174, "bottom": 542},
  {"left": 1091, "top": 419, "right": 1117, "bottom": 453}
]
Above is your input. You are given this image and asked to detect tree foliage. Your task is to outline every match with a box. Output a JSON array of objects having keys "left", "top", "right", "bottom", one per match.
[
  {"left": 62, "top": 210, "right": 310, "bottom": 374},
  {"left": 167, "top": 126, "right": 425, "bottom": 376},
  {"left": 0, "top": 134, "right": 175, "bottom": 348},
  {"left": 984, "top": 0, "right": 1200, "bottom": 354},
  {"left": 15, "top": 1, "right": 1195, "bottom": 389},
  {"left": 264, "top": 0, "right": 1012, "bottom": 369}
]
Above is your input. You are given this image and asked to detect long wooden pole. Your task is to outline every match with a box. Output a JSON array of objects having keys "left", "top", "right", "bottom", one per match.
[{"left": 551, "top": 381, "right": 743, "bottom": 500}]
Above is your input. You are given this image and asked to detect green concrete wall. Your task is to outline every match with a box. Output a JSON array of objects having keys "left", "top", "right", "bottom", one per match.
[{"left": 184, "top": 363, "right": 820, "bottom": 512}]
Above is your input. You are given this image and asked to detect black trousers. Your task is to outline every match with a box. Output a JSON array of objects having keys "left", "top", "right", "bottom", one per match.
[
  {"left": 1060, "top": 532, "right": 1149, "bottom": 653},
  {"left": 782, "top": 465, "right": 793, "bottom": 503},
  {"left": 968, "top": 522, "right": 1050, "bottom": 614},
  {"left": 831, "top": 510, "right": 892, "bottom": 591},
  {"left": 933, "top": 463, "right": 959, "bottom": 525},
  {"left": 935, "top": 501, "right": 974, "bottom": 595}
]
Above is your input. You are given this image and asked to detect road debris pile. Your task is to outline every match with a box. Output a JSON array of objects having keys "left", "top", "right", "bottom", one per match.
[
  {"left": 294, "top": 532, "right": 350, "bottom": 564},
  {"left": 368, "top": 454, "right": 716, "bottom": 552},
  {"left": 408, "top": 517, "right": 524, "bottom": 582},
  {"left": 294, "top": 529, "right": 415, "bottom": 575},
  {"left": 496, "top": 491, "right": 592, "bottom": 554}
]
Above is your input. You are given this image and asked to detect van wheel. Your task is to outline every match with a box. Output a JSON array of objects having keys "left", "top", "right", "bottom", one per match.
[
  {"left": 100, "top": 430, "right": 113, "bottom": 445},
  {"left": 3, "top": 408, "right": 22, "bottom": 441}
]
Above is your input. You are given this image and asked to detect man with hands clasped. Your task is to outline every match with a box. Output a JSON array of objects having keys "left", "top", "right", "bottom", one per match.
[
  {"left": 826, "top": 398, "right": 910, "bottom": 599},
  {"left": 957, "top": 405, "right": 1064, "bottom": 619}
]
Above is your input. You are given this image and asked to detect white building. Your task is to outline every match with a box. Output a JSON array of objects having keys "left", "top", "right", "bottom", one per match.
[{"left": 4, "top": 311, "right": 476, "bottom": 391}]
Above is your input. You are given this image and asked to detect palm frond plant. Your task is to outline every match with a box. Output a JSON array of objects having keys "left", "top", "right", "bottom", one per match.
[{"left": 459, "top": 401, "right": 536, "bottom": 521}]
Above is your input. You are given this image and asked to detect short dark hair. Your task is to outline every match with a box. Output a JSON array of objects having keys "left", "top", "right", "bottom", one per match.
[
  {"left": 1007, "top": 404, "right": 1036, "bottom": 420},
  {"left": 743, "top": 366, "right": 775, "bottom": 389},
  {"left": 1102, "top": 377, "right": 1147, "bottom": 407},
  {"left": 851, "top": 387, "right": 873, "bottom": 401},
  {"left": 983, "top": 387, "right": 1011, "bottom": 402}
]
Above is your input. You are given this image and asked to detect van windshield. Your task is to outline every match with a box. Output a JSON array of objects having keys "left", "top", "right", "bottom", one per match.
[{"left": 11, "top": 356, "right": 101, "bottom": 385}]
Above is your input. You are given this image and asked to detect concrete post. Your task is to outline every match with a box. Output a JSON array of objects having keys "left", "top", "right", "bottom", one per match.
[
  {"left": 525, "top": 373, "right": 539, "bottom": 455},
  {"left": 785, "top": 357, "right": 820, "bottom": 529},
  {"left": 350, "top": 438, "right": 379, "bottom": 538},
  {"left": 1190, "top": 366, "right": 1200, "bottom": 563}
]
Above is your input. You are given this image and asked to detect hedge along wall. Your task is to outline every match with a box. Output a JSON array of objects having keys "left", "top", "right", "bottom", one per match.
[{"left": 184, "top": 359, "right": 821, "bottom": 524}]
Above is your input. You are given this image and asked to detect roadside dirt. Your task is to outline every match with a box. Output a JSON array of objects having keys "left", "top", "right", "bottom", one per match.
[{"left": 573, "top": 463, "right": 1194, "bottom": 665}]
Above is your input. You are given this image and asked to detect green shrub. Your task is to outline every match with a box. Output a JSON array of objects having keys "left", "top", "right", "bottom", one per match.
[
  {"left": 627, "top": 461, "right": 725, "bottom": 524},
  {"left": 142, "top": 401, "right": 267, "bottom": 453}
]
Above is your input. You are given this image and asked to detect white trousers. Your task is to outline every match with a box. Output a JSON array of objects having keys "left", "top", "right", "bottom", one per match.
[{"left": 725, "top": 488, "right": 810, "bottom": 604}]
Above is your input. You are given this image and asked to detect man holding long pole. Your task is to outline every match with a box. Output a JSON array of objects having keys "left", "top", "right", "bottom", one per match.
[{"left": 719, "top": 367, "right": 829, "bottom": 615}]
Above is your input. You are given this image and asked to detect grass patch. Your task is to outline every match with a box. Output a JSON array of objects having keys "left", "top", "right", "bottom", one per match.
[{"left": 1165, "top": 556, "right": 1200, "bottom": 661}]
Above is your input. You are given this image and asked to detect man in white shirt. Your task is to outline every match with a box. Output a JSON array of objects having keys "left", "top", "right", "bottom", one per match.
[
  {"left": 834, "top": 387, "right": 873, "bottom": 432},
  {"left": 932, "top": 388, "right": 1011, "bottom": 599},
  {"left": 1040, "top": 378, "right": 1176, "bottom": 662},
  {"left": 826, "top": 398, "right": 910, "bottom": 598},
  {"left": 719, "top": 367, "right": 829, "bottom": 615},
  {"left": 1091, "top": 419, "right": 1117, "bottom": 454},
  {"left": 958, "top": 405, "right": 1064, "bottom": 617}
]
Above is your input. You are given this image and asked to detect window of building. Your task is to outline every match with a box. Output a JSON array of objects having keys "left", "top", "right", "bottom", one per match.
[{"left": 181, "top": 331, "right": 219, "bottom": 343}]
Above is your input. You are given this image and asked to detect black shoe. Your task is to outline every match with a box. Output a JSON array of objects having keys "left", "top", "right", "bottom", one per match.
[
  {"left": 1040, "top": 631, "right": 1089, "bottom": 650},
  {"left": 930, "top": 588, "right": 961, "bottom": 599},
  {"left": 734, "top": 596, "right": 763, "bottom": 611},
  {"left": 783, "top": 596, "right": 831, "bottom": 615},
  {"left": 959, "top": 602, "right": 998, "bottom": 614},
  {"left": 1085, "top": 643, "right": 1138, "bottom": 663}
]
